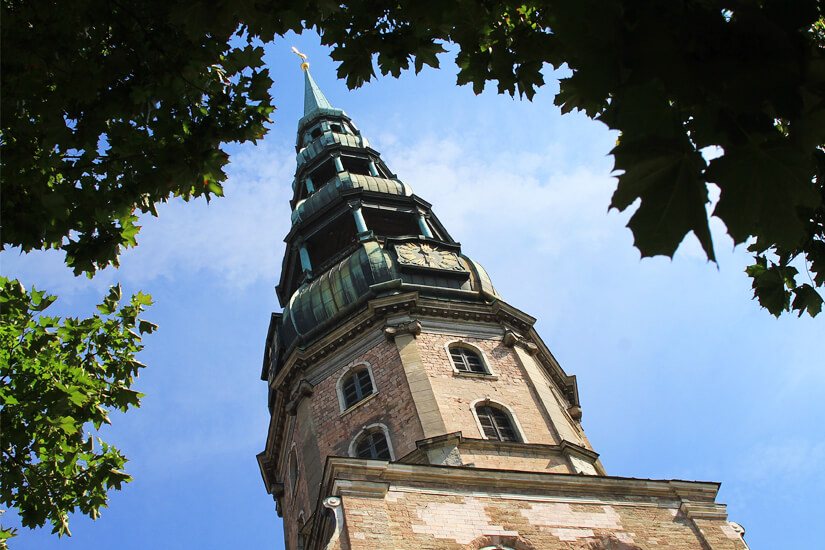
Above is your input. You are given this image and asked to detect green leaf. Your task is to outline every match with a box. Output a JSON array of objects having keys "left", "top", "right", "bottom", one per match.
[
  {"left": 555, "top": 72, "right": 610, "bottom": 118},
  {"left": 708, "top": 142, "right": 821, "bottom": 248},
  {"left": 611, "top": 138, "right": 715, "bottom": 260},
  {"left": 67, "top": 388, "right": 89, "bottom": 407},
  {"left": 746, "top": 258, "right": 793, "bottom": 316},
  {"left": 807, "top": 239, "right": 825, "bottom": 287},
  {"left": 58, "top": 416, "right": 79, "bottom": 435},
  {"left": 792, "top": 284, "right": 823, "bottom": 317},
  {"left": 138, "top": 320, "right": 158, "bottom": 334},
  {"left": 0, "top": 518, "right": 19, "bottom": 548},
  {"left": 600, "top": 82, "right": 680, "bottom": 138}
]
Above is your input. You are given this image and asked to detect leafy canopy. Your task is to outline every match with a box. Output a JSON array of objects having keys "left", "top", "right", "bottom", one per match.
[
  {"left": 0, "top": 279, "right": 155, "bottom": 539},
  {"left": 1, "top": 0, "right": 274, "bottom": 275},
  {"left": 5, "top": 0, "right": 822, "bottom": 315},
  {"left": 301, "top": 0, "right": 825, "bottom": 317}
]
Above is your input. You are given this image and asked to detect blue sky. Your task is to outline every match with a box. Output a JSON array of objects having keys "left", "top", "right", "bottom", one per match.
[{"left": 3, "top": 33, "right": 823, "bottom": 549}]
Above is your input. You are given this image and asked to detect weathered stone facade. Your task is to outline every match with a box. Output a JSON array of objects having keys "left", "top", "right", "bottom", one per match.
[
  {"left": 318, "top": 460, "right": 747, "bottom": 550},
  {"left": 257, "top": 66, "right": 749, "bottom": 550}
]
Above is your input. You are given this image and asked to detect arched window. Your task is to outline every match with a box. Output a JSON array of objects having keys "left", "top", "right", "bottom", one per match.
[
  {"left": 475, "top": 404, "right": 521, "bottom": 442},
  {"left": 448, "top": 343, "right": 489, "bottom": 374},
  {"left": 288, "top": 447, "right": 299, "bottom": 494},
  {"left": 470, "top": 534, "right": 535, "bottom": 550},
  {"left": 339, "top": 366, "right": 375, "bottom": 410},
  {"left": 350, "top": 426, "right": 393, "bottom": 460}
]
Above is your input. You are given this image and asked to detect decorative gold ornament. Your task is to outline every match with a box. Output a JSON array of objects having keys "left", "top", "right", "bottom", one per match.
[
  {"left": 395, "top": 243, "right": 464, "bottom": 271},
  {"left": 291, "top": 46, "right": 310, "bottom": 71}
]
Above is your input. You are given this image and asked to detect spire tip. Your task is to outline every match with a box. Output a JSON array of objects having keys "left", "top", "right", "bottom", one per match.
[{"left": 291, "top": 47, "right": 310, "bottom": 71}]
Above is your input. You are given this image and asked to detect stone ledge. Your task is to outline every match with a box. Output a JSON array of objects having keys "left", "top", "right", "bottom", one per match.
[{"left": 322, "top": 456, "right": 722, "bottom": 505}]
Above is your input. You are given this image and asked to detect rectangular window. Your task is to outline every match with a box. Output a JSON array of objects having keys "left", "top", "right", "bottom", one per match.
[{"left": 450, "top": 346, "right": 487, "bottom": 374}]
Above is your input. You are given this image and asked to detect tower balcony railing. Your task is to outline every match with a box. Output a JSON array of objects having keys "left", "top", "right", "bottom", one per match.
[
  {"left": 297, "top": 131, "right": 370, "bottom": 168},
  {"left": 305, "top": 241, "right": 362, "bottom": 283},
  {"left": 291, "top": 172, "right": 412, "bottom": 226}
]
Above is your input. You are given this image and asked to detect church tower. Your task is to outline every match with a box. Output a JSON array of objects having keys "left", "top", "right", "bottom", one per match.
[{"left": 257, "top": 62, "right": 750, "bottom": 550}]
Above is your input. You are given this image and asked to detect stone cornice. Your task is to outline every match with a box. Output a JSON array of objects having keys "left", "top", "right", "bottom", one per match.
[
  {"left": 399, "top": 431, "right": 601, "bottom": 468},
  {"left": 321, "top": 457, "right": 723, "bottom": 504},
  {"left": 302, "top": 458, "right": 728, "bottom": 550}
]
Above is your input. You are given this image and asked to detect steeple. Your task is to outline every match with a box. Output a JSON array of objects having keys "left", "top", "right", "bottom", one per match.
[
  {"left": 268, "top": 56, "right": 500, "bottom": 352},
  {"left": 303, "top": 69, "right": 333, "bottom": 114},
  {"left": 257, "top": 64, "right": 749, "bottom": 550}
]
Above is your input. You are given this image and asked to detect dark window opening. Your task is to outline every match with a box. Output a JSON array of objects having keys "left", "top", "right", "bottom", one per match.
[
  {"left": 330, "top": 123, "right": 344, "bottom": 134},
  {"left": 341, "top": 368, "right": 374, "bottom": 409},
  {"left": 354, "top": 430, "right": 391, "bottom": 460},
  {"left": 362, "top": 208, "right": 419, "bottom": 238},
  {"left": 287, "top": 263, "right": 302, "bottom": 295},
  {"left": 308, "top": 158, "right": 338, "bottom": 190},
  {"left": 288, "top": 450, "right": 299, "bottom": 492},
  {"left": 305, "top": 214, "right": 358, "bottom": 270},
  {"left": 294, "top": 179, "right": 308, "bottom": 202},
  {"left": 450, "top": 345, "right": 486, "bottom": 374},
  {"left": 476, "top": 405, "right": 520, "bottom": 442},
  {"left": 310, "top": 127, "right": 322, "bottom": 140},
  {"left": 340, "top": 156, "right": 372, "bottom": 176}
]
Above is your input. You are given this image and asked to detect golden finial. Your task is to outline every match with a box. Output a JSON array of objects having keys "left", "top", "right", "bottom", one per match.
[{"left": 291, "top": 47, "right": 310, "bottom": 71}]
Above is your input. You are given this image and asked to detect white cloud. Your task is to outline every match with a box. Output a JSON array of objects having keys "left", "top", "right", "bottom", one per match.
[
  {"left": 0, "top": 120, "right": 749, "bottom": 303},
  {"left": 115, "top": 141, "right": 294, "bottom": 289},
  {"left": 736, "top": 438, "right": 825, "bottom": 486},
  {"left": 383, "top": 136, "right": 622, "bottom": 261},
  {"left": 2, "top": 141, "right": 296, "bottom": 296}
]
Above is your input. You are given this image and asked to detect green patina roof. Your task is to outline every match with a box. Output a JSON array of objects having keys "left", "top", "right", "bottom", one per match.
[
  {"left": 273, "top": 68, "right": 501, "bottom": 360},
  {"left": 296, "top": 70, "right": 346, "bottom": 134},
  {"left": 291, "top": 173, "right": 413, "bottom": 225},
  {"left": 277, "top": 240, "right": 499, "bottom": 355},
  {"left": 304, "top": 70, "right": 333, "bottom": 114}
]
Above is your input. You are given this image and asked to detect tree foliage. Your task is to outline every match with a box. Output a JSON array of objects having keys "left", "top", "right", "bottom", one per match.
[
  {"left": 5, "top": 0, "right": 822, "bottom": 315},
  {"left": 0, "top": 279, "right": 155, "bottom": 539},
  {"left": 1, "top": 0, "right": 274, "bottom": 275},
  {"left": 299, "top": 0, "right": 825, "bottom": 317}
]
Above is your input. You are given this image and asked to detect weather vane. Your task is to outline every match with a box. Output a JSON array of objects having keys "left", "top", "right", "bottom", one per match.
[{"left": 291, "top": 47, "right": 309, "bottom": 71}]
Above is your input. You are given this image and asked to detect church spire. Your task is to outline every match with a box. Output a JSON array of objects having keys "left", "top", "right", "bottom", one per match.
[
  {"left": 303, "top": 69, "right": 334, "bottom": 115},
  {"left": 292, "top": 47, "right": 335, "bottom": 115}
]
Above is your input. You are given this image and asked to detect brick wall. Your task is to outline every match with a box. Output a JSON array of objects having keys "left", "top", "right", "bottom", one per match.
[
  {"left": 337, "top": 487, "right": 748, "bottom": 550},
  {"left": 459, "top": 447, "right": 572, "bottom": 473},
  {"left": 415, "top": 331, "right": 560, "bottom": 446},
  {"left": 309, "top": 339, "right": 424, "bottom": 461},
  {"left": 282, "top": 338, "right": 425, "bottom": 548}
]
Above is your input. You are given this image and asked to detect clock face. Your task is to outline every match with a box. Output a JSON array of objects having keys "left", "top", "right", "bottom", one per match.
[{"left": 395, "top": 243, "right": 465, "bottom": 271}]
